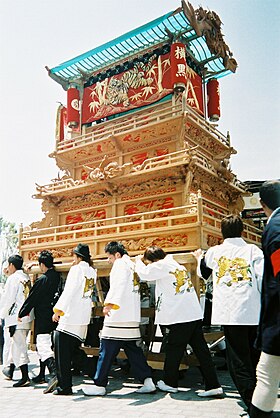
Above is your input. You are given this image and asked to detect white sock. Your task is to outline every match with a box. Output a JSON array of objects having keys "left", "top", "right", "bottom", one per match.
[{"left": 144, "top": 377, "right": 153, "bottom": 386}]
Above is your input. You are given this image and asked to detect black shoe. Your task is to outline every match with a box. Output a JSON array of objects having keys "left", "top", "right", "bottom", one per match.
[
  {"left": 13, "top": 364, "right": 30, "bottom": 387},
  {"left": 250, "top": 404, "right": 273, "bottom": 418},
  {"left": 45, "top": 357, "right": 56, "bottom": 375},
  {"left": 32, "top": 360, "right": 46, "bottom": 384},
  {"left": 43, "top": 375, "right": 58, "bottom": 394},
  {"left": 2, "top": 364, "right": 15, "bottom": 380},
  {"left": 32, "top": 375, "right": 46, "bottom": 384},
  {"left": 53, "top": 387, "right": 73, "bottom": 396},
  {"left": 13, "top": 377, "right": 30, "bottom": 387}
]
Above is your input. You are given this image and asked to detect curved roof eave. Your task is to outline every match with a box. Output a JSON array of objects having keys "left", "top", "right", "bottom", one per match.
[{"left": 48, "top": 7, "right": 233, "bottom": 87}]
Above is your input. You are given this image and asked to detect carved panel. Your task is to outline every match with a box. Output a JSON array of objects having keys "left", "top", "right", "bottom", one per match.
[
  {"left": 79, "top": 151, "right": 117, "bottom": 167},
  {"left": 185, "top": 124, "right": 226, "bottom": 156},
  {"left": 65, "top": 208, "right": 106, "bottom": 230},
  {"left": 120, "top": 120, "right": 180, "bottom": 146},
  {"left": 122, "top": 233, "right": 189, "bottom": 251},
  {"left": 26, "top": 247, "right": 74, "bottom": 262},
  {"left": 60, "top": 140, "right": 116, "bottom": 162},
  {"left": 123, "top": 197, "right": 174, "bottom": 221},
  {"left": 126, "top": 135, "right": 175, "bottom": 153},
  {"left": 207, "top": 234, "right": 222, "bottom": 247},
  {"left": 58, "top": 191, "right": 109, "bottom": 212},
  {"left": 118, "top": 177, "right": 182, "bottom": 197}
]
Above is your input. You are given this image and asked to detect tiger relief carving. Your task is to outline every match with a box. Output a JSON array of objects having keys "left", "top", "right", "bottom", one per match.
[{"left": 105, "top": 57, "right": 155, "bottom": 107}]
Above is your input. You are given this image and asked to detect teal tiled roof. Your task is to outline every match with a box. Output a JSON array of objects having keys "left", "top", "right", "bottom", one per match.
[{"left": 49, "top": 7, "right": 232, "bottom": 86}]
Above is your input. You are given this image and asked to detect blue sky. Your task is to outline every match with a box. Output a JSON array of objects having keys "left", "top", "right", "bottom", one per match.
[{"left": 0, "top": 0, "right": 279, "bottom": 226}]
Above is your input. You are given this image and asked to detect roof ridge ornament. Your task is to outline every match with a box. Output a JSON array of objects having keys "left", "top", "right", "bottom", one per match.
[{"left": 181, "top": 0, "right": 238, "bottom": 73}]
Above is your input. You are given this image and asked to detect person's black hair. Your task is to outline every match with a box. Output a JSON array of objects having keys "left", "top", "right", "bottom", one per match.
[
  {"left": 104, "top": 241, "right": 128, "bottom": 256},
  {"left": 74, "top": 251, "right": 94, "bottom": 267},
  {"left": 259, "top": 180, "right": 280, "bottom": 211},
  {"left": 143, "top": 245, "right": 167, "bottom": 263},
  {"left": 221, "top": 215, "right": 243, "bottom": 239},
  {"left": 8, "top": 254, "right": 23, "bottom": 270},
  {"left": 73, "top": 243, "right": 94, "bottom": 266},
  {"left": 38, "top": 250, "right": 54, "bottom": 268}
]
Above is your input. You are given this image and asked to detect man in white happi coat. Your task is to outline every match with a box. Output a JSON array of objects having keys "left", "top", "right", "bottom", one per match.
[
  {"left": 83, "top": 241, "right": 155, "bottom": 396},
  {"left": 1, "top": 261, "right": 11, "bottom": 369},
  {"left": 135, "top": 245, "right": 222, "bottom": 397},
  {"left": 0, "top": 255, "right": 33, "bottom": 387},
  {"left": 193, "top": 214, "right": 264, "bottom": 410},
  {"left": 51, "top": 244, "right": 97, "bottom": 395}
]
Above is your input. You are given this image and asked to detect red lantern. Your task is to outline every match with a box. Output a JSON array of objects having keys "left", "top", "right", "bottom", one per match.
[
  {"left": 67, "top": 87, "right": 80, "bottom": 127},
  {"left": 56, "top": 105, "right": 67, "bottom": 141},
  {"left": 207, "top": 78, "right": 220, "bottom": 122},
  {"left": 171, "top": 42, "right": 187, "bottom": 92}
]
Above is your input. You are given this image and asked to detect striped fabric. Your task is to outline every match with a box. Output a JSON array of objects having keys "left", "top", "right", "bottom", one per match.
[
  {"left": 101, "top": 321, "right": 141, "bottom": 340},
  {"left": 57, "top": 323, "right": 88, "bottom": 342}
]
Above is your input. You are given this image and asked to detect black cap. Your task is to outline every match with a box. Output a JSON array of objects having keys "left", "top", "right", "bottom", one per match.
[{"left": 73, "top": 243, "right": 91, "bottom": 262}]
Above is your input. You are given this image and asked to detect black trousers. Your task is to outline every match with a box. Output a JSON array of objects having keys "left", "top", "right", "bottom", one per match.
[
  {"left": 223, "top": 325, "right": 260, "bottom": 408},
  {"left": 54, "top": 330, "right": 81, "bottom": 390},
  {"left": 164, "top": 320, "right": 220, "bottom": 389},
  {"left": 0, "top": 322, "right": 3, "bottom": 365}
]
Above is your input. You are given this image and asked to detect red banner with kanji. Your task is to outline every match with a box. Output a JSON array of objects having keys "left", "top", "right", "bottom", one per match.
[{"left": 82, "top": 52, "right": 204, "bottom": 124}]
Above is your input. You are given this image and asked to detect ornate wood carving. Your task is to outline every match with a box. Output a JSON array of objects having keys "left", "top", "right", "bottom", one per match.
[
  {"left": 118, "top": 177, "right": 182, "bottom": 196},
  {"left": 22, "top": 96, "right": 260, "bottom": 264},
  {"left": 83, "top": 155, "right": 132, "bottom": 182},
  {"left": 182, "top": 1, "right": 238, "bottom": 72},
  {"left": 27, "top": 247, "right": 74, "bottom": 261},
  {"left": 122, "top": 233, "right": 189, "bottom": 251},
  {"left": 207, "top": 234, "right": 222, "bottom": 247},
  {"left": 59, "top": 190, "right": 109, "bottom": 211}
]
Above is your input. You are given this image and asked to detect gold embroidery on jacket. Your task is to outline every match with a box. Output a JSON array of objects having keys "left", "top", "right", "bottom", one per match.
[
  {"left": 83, "top": 277, "right": 95, "bottom": 298},
  {"left": 169, "top": 269, "right": 193, "bottom": 294},
  {"left": 215, "top": 256, "right": 252, "bottom": 286},
  {"left": 22, "top": 280, "right": 31, "bottom": 300},
  {"left": 132, "top": 271, "right": 140, "bottom": 293}
]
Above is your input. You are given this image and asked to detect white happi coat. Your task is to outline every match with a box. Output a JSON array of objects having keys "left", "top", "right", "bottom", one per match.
[
  {"left": 0, "top": 270, "right": 33, "bottom": 328},
  {"left": 54, "top": 261, "right": 96, "bottom": 327},
  {"left": 135, "top": 254, "right": 203, "bottom": 326},
  {"left": 202, "top": 238, "right": 264, "bottom": 325},
  {"left": 102, "top": 255, "right": 141, "bottom": 340},
  {"left": 104, "top": 254, "right": 141, "bottom": 323}
]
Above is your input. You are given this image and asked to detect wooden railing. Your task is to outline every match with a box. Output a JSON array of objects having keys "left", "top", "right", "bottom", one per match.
[
  {"left": 20, "top": 204, "right": 198, "bottom": 246},
  {"left": 35, "top": 149, "right": 192, "bottom": 196},
  {"left": 184, "top": 109, "right": 229, "bottom": 147},
  {"left": 35, "top": 148, "right": 245, "bottom": 198},
  {"left": 135, "top": 149, "right": 190, "bottom": 172},
  {"left": 56, "top": 99, "right": 229, "bottom": 153},
  {"left": 201, "top": 197, "right": 261, "bottom": 244},
  {"left": 20, "top": 196, "right": 261, "bottom": 252},
  {"left": 56, "top": 101, "right": 183, "bottom": 152}
]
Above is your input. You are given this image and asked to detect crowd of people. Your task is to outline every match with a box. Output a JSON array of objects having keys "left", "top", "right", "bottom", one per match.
[{"left": 0, "top": 180, "right": 279, "bottom": 418}]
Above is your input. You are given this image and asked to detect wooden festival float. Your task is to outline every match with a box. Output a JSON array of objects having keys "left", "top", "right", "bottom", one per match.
[{"left": 19, "top": 1, "right": 261, "bottom": 368}]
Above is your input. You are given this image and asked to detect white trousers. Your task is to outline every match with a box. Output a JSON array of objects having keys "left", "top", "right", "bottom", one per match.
[
  {"left": 3, "top": 326, "right": 11, "bottom": 367},
  {"left": 9, "top": 329, "right": 30, "bottom": 368},
  {"left": 36, "top": 333, "right": 54, "bottom": 362},
  {"left": 252, "top": 351, "right": 280, "bottom": 412}
]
